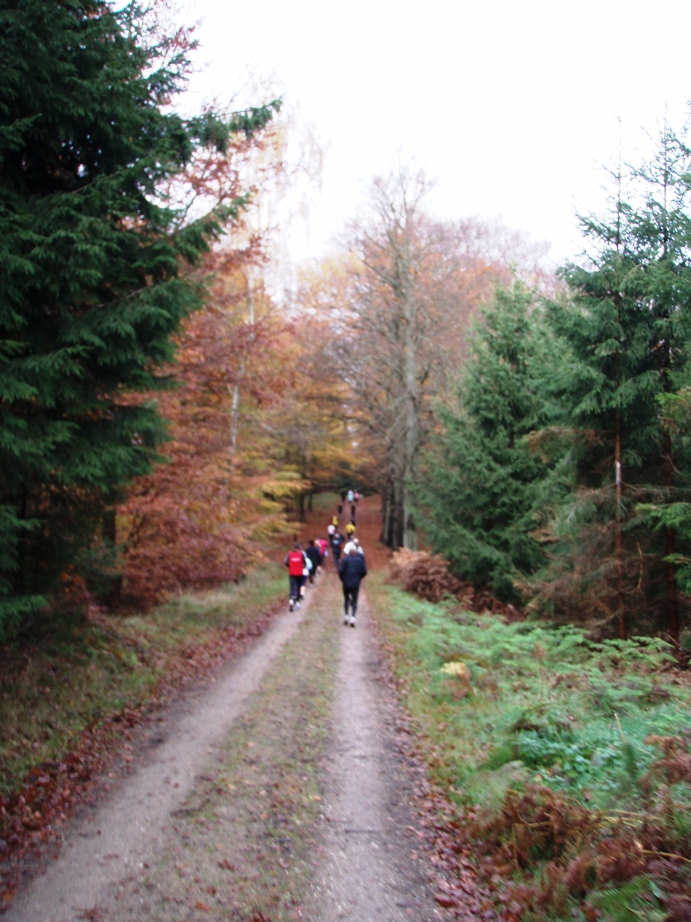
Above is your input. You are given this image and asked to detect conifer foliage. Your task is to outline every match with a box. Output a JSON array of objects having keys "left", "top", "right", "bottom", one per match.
[
  {"left": 419, "top": 127, "right": 691, "bottom": 640},
  {"left": 418, "top": 283, "right": 552, "bottom": 601},
  {"left": 0, "top": 0, "right": 277, "bottom": 635},
  {"left": 535, "top": 131, "right": 691, "bottom": 639}
]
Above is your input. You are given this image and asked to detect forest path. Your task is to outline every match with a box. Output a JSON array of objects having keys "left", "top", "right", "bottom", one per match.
[
  {"left": 303, "top": 584, "right": 438, "bottom": 922},
  {"left": 4, "top": 587, "right": 314, "bottom": 922},
  {"left": 5, "top": 531, "right": 446, "bottom": 921}
]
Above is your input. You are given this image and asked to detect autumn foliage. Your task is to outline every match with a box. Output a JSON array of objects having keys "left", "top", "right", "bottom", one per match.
[{"left": 117, "top": 254, "right": 295, "bottom": 607}]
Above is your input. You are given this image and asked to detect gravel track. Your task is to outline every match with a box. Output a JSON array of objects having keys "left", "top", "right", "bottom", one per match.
[
  {"left": 4, "top": 595, "right": 311, "bottom": 922},
  {"left": 306, "top": 587, "right": 439, "bottom": 922},
  {"left": 4, "top": 569, "right": 444, "bottom": 922}
]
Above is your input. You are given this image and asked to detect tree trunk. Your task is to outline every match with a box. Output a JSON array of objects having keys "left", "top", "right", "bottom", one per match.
[
  {"left": 401, "top": 284, "right": 419, "bottom": 550},
  {"left": 614, "top": 405, "right": 625, "bottom": 640},
  {"left": 663, "top": 429, "right": 679, "bottom": 646},
  {"left": 229, "top": 382, "right": 241, "bottom": 468},
  {"left": 381, "top": 486, "right": 393, "bottom": 546}
]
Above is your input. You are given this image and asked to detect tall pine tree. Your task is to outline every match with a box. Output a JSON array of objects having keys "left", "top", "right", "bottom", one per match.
[
  {"left": 418, "top": 283, "right": 553, "bottom": 601},
  {"left": 0, "top": 1, "right": 278, "bottom": 635},
  {"left": 538, "top": 131, "right": 691, "bottom": 640}
]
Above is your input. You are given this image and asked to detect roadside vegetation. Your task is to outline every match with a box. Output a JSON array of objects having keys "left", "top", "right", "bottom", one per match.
[{"left": 369, "top": 570, "right": 691, "bottom": 921}]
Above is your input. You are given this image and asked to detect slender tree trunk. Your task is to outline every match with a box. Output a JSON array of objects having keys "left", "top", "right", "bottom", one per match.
[
  {"left": 19, "top": 486, "right": 28, "bottom": 593},
  {"left": 229, "top": 381, "right": 241, "bottom": 466},
  {"left": 663, "top": 428, "right": 679, "bottom": 646},
  {"left": 385, "top": 470, "right": 404, "bottom": 549},
  {"left": 381, "top": 484, "right": 393, "bottom": 546},
  {"left": 228, "top": 274, "right": 254, "bottom": 473},
  {"left": 402, "top": 289, "right": 419, "bottom": 550},
  {"left": 613, "top": 179, "right": 626, "bottom": 640},
  {"left": 102, "top": 506, "right": 123, "bottom": 603},
  {"left": 614, "top": 405, "right": 625, "bottom": 639}
]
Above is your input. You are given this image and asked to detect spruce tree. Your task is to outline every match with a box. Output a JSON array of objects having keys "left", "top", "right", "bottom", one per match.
[
  {"left": 0, "top": 0, "right": 277, "bottom": 635},
  {"left": 626, "top": 127, "right": 691, "bottom": 642},
  {"left": 539, "top": 133, "right": 691, "bottom": 639},
  {"left": 418, "top": 283, "right": 553, "bottom": 601}
]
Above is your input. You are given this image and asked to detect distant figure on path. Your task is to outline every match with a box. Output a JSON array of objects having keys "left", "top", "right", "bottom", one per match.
[
  {"left": 330, "top": 530, "right": 345, "bottom": 570},
  {"left": 339, "top": 544, "right": 367, "bottom": 627},
  {"left": 317, "top": 536, "right": 329, "bottom": 562},
  {"left": 284, "top": 542, "right": 307, "bottom": 612}
]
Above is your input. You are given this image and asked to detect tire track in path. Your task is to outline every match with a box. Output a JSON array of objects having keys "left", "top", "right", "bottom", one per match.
[
  {"left": 5, "top": 589, "right": 313, "bottom": 922},
  {"left": 307, "top": 578, "right": 441, "bottom": 922}
]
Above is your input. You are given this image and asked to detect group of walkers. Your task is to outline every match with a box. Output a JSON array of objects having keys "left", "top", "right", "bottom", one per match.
[{"left": 284, "top": 488, "right": 367, "bottom": 627}]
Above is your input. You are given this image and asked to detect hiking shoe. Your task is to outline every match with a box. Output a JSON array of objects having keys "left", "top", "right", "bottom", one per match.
[
  {"left": 289, "top": 599, "right": 294, "bottom": 611},
  {"left": 296, "top": 601, "right": 301, "bottom": 610},
  {"left": 349, "top": 617, "right": 356, "bottom": 628},
  {"left": 343, "top": 614, "right": 349, "bottom": 625}
]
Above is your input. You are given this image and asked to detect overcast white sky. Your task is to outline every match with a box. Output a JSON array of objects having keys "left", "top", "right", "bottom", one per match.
[{"left": 182, "top": 0, "right": 691, "bottom": 268}]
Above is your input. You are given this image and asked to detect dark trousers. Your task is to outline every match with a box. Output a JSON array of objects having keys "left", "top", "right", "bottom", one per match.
[
  {"left": 289, "top": 574, "right": 301, "bottom": 601},
  {"left": 342, "top": 583, "right": 360, "bottom": 617}
]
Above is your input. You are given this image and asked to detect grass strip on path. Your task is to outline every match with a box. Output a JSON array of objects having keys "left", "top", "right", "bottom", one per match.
[{"left": 106, "top": 573, "right": 343, "bottom": 922}]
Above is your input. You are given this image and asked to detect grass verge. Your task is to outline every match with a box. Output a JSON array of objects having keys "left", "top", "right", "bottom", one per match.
[{"left": 367, "top": 571, "right": 691, "bottom": 921}]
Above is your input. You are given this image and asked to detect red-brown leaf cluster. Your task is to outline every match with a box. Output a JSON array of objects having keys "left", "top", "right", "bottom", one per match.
[
  {"left": 389, "top": 549, "right": 524, "bottom": 618},
  {"left": 118, "top": 258, "right": 295, "bottom": 608}
]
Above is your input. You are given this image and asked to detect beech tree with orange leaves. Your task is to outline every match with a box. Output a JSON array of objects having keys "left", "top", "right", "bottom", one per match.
[
  {"left": 116, "top": 96, "right": 325, "bottom": 605},
  {"left": 291, "top": 165, "right": 553, "bottom": 551}
]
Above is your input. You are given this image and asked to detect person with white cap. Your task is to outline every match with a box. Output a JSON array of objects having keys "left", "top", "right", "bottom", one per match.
[{"left": 338, "top": 542, "right": 367, "bottom": 627}]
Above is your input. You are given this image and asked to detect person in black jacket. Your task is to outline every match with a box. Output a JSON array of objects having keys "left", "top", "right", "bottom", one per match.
[
  {"left": 338, "top": 544, "right": 367, "bottom": 627},
  {"left": 330, "top": 530, "right": 345, "bottom": 570},
  {"left": 304, "top": 539, "right": 322, "bottom": 583}
]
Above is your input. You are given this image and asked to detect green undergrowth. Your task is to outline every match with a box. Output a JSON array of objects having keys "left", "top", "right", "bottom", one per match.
[
  {"left": 0, "top": 563, "right": 286, "bottom": 798},
  {"left": 367, "top": 572, "right": 691, "bottom": 920}
]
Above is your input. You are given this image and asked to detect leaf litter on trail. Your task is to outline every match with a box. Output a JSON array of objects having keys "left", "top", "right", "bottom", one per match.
[{"left": 370, "top": 613, "right": 499, "bottom": 922}]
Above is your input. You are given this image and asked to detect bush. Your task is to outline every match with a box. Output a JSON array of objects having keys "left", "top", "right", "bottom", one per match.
[{"left": 389, "top": 549, "right": 470, "bottom": 603}]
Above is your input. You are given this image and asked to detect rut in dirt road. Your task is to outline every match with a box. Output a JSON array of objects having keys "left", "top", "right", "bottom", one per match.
[
  {"left": 307, "top": 582, "right": 440, "bottom": 922},
  {"left": 5, "top": 569, "right": 448, "bottom": 922},
  {"left": 4, "top": 595, "right": 313, "bottom": 922}
]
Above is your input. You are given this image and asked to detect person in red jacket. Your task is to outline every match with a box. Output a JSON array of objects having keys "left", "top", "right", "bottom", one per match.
[{"left": 284, "top": 542, "right": 307, "bottom": 612}]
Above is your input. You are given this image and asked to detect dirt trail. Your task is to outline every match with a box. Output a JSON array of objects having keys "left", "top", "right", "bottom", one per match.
[
  {"left": 5, "top": 507, "right": 446, "bottom": 922},
  {"left": 306, "top": 589, "right": 437, "bottom": 921},
  {"left": 5, "top": 596, "right": 313, "bottom": 922}
]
